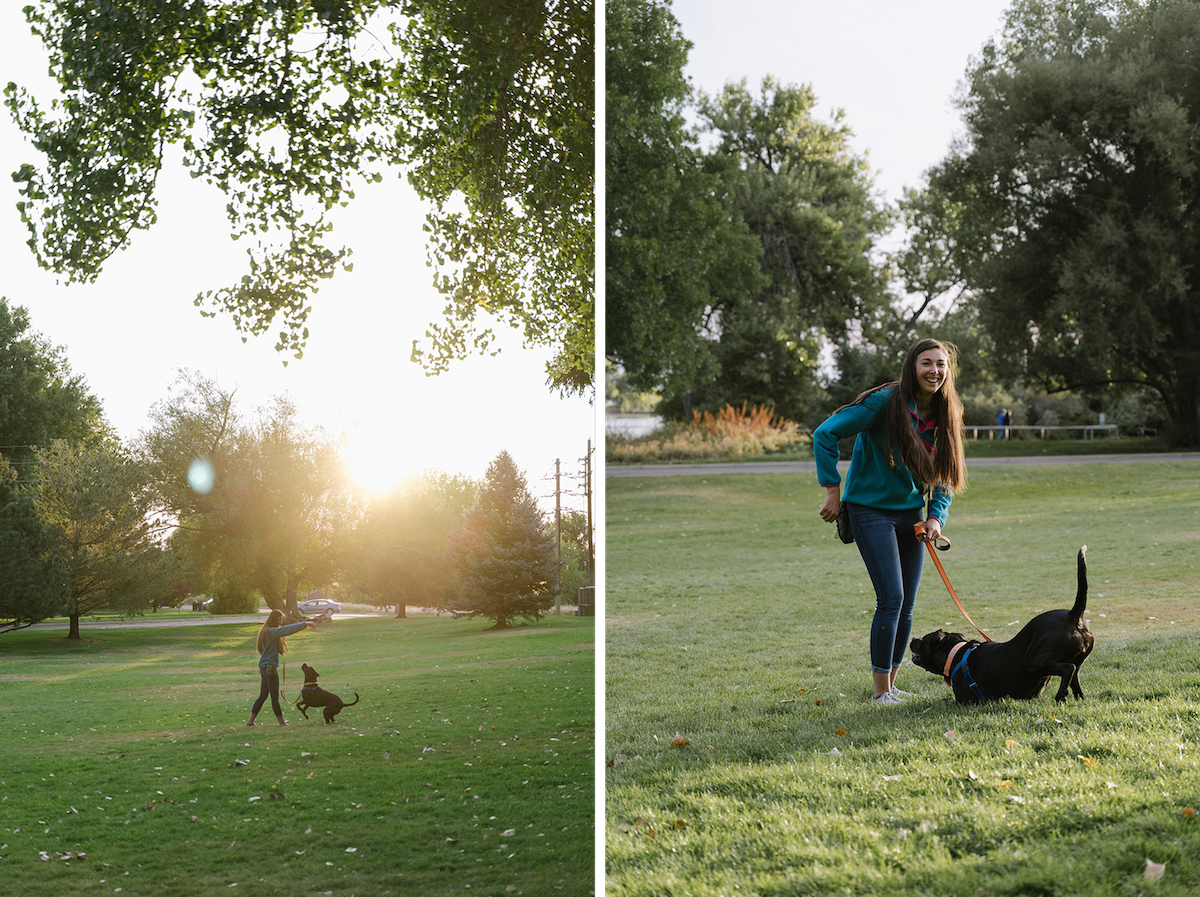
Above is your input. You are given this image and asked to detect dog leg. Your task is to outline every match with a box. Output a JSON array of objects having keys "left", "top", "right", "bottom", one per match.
[
  {"left": 1050, "top": 663, "right": 1078, "bottom": 702},
  {"left": 1069, "top": 667, "right": 1085, "bottom": 700}
]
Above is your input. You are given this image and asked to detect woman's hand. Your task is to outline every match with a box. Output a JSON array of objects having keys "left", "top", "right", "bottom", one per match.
[
  {"left": 819, "top": 485, "right": 840, "bottom": 523},
  {"left": 919, "top": 518, "right": 943, "bottom": 543}
]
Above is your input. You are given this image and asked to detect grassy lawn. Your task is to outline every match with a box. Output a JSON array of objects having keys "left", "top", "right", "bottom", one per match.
[
  {"left": 0, "top": 615, "right": 595, "bottom": 896},
  {"left": 605, "top": 459, "right": 1200, "bottom": 895}
]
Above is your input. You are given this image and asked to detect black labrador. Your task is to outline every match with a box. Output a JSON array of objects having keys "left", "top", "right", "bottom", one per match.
[
  {"left": 910, "top": 546, "right": 1094, "bottom": 704},
  {"left": 295, "top": 662, "right": 360, "bottom": 723}
]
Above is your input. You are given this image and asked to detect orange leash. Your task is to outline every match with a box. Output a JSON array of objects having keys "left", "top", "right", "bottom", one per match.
[{"left": 913, "top": 523, "right": 991, "bottom": 642}]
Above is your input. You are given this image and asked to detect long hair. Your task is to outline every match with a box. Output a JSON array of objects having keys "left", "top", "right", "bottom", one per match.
[
  {"left": 838, "top": 338, "right": 967, "bottom": 494},
  {"left": 256, "top": 609, "right": 289, "bottom": 655}
]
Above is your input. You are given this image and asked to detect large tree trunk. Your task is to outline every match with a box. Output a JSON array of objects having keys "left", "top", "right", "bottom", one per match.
[
  {"left": 394, "top": 602, "right": 407, "bottom": 619},
  {"left": 68, "top": 614, "right": 81, "bottom": 640}
]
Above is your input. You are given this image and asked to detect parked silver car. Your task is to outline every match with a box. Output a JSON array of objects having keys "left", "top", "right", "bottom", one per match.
[{"left": 298, "top": 597, "right": 341, "bottom": 620}]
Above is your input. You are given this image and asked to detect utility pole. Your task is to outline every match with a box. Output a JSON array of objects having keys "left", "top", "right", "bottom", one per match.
[
  {"left": 584, "top": 439, "right": 594, "bottom": 587},
  {"left": 554, "top": 458, "right": 562, "bottom": 615}
]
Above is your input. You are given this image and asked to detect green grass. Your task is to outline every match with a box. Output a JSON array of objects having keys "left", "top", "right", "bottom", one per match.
[
  {"left": 0, "top": 615, "right": 595, "bottom": 896},
  {"left": 605, "top": 460, "right": 1200, "bottom": 895}
]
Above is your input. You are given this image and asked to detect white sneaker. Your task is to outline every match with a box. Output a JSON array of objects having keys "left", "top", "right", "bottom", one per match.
[
  {"left": 890, "top": 687, "right": 915, "bottom": 697},
  {"left": 871, "top": 691, "right": 903, "bottom": 705}
]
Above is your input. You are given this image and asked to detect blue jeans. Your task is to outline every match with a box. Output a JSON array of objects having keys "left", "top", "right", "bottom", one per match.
[
  {"left": 847, "top": 503, "right": 926, "bottom": 673},
  {"left": 251, "top": 663, "right": 282, "bottom": 717}
]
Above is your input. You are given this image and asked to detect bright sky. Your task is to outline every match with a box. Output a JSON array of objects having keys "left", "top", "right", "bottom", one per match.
[
  {"left": 0, "top": 9, "right": 595, "bottom": 512},
  {"left": 671, "top": 0, "right": 1011, "bottom": 229}
]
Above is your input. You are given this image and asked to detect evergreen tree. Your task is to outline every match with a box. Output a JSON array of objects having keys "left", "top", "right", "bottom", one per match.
[{"left": 446, "top": 451, "right": 559, "bottom": 630}]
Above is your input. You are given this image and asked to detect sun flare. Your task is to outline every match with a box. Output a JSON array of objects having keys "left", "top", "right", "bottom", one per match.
[{"left": 344, "top": 435, "right": 414, "bottom": 496}]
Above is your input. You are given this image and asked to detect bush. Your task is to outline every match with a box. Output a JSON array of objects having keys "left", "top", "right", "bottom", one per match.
[
  {"left": 1106, "top": 387, "right": 1169, "bottom": 434},
  {"left": 959, "top": 386, "right": 1021, "bottom": 427},
  {"left": 607, "top": 403, "right": 809, "bottom": 463},
  {"left": 207, "top": 584, "right": 259, "bottom": 615}
]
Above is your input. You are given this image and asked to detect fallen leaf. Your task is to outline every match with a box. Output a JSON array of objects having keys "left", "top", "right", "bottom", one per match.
[
  {"left": 882, "top": 775, "right": 901, "bottom": 782},
  {"left": 670, "top": 819, "right": 687, "bottom": 829},
  {"left": 1183, "top": 807, "right": 1195, "bottom": 817},
  {"left": 834, "top": 728, "right": 849, "bottom": 737},
  {"left": 1077, "top": 755, "right": 1094, "bottom": 765},
  {"left": 501, "top": 828, "right": 516, "bottom": 837},
  {"left": 966, "top": 770, "right": 979, "bottom": 781},
  {"left": 944, "top": 730, "right": 958, "bottom": 741},
  {"left": 669, "top": 736, "right": 689, "bottom": 749},
  {"left": 1145, "top": 859, "right": 1166, "bottom": 881}
]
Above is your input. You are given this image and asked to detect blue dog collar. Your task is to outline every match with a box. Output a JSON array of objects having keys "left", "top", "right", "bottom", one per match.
[{"left": 949, "top": 644, "right": 988, "bottom": 702}]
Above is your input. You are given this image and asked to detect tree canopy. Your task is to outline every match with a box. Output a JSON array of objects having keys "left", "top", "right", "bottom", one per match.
[
  {"left": 926, "top": 0, "right": 1200, "bottom": 443},
  {"left": 0, "top": 458, "right": 67, "bottom": 633},
  {"left": 605, "top": 0, "right": 761, "bottom": 402},
  {"left": 141, "top": 373, "right": 361, "bottom": 618},
  {"left": 34, "top": 440, "right": 176, "bottom": 639},
  {"left": 681, "top": 77, "right": 892, "bottom": 422},
  {"left": 0, "top": 298, "right": 108, "bottom": 463},
  {"left": 352, "top": 471, "right": 475, "bottom": 617},
  {"left": 7, "top": 0, "right": 593, "bottom": 392}
]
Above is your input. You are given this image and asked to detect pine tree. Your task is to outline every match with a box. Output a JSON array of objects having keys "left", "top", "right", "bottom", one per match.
[{"left": 446, "top": 451, "right": 559, "bottom": 630}]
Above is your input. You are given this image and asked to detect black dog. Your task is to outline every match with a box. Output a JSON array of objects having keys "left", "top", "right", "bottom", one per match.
[
  {"left": 295, "top": 663, "right": 360, "bottom": 723},
  {"left": 910, "top": 546, "right": 1094, "bottom": 704}
]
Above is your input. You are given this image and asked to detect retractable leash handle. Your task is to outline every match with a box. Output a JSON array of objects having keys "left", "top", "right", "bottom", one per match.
[{"left": 914, "top": 522, "right": 992, "bottom": 642}]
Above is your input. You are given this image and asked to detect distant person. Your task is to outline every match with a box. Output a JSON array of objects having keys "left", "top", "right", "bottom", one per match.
[
  {"left": 247, "top": 610, "right": 315, "bottom": 726},
  {"left": 1004, "top": 408, "right": 1013, "bottom": 439},
  {"left": 814, "top": 338, "right": 968, "bottom": 705},
  {"left": 997, "top": 408, "right": 1007, "bottom": 439}
]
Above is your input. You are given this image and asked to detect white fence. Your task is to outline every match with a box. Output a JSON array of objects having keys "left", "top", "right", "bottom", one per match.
[{"left": 964, "top": 424, "right": 1119, "bottom": 441}]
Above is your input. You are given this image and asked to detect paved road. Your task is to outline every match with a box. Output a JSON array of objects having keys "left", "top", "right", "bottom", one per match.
[
  {"left": 606, "top": 452, "right": 1200, "bottom": 478},
  {"left": 22, "top": 612, "right": 383, "bottom": 632}
]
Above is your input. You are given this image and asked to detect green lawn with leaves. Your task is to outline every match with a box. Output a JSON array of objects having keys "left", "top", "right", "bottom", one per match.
[
  {"left": 0, "top": 615, "right": 595, "bottom": 896},
  {"left": 606, "top": 459, "right": 1200, "bottom": 895}
]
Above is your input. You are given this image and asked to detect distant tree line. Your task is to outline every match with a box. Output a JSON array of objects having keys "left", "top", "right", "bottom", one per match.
[
  {"left": 606, "top": 0, "right": 1197, "bottom": 445},
  {"left": 0, "top": 300, "right": 584, "bottom": 637}
]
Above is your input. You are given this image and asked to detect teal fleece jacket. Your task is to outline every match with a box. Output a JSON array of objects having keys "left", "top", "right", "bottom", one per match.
[
  {"left": 813, "top": 386, "right": 952, "bottom": 525},
  {"left": 258, "top": 622, "right": 308, "bottom": 667}
]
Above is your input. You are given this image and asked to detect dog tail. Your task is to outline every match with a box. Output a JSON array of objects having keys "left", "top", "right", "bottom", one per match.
[
  {"left": 346, "top": 693, "right": 360, "bottom": 707},
  {"left": 1071, "top": 545, "right": 1087, "bottom": 619}
]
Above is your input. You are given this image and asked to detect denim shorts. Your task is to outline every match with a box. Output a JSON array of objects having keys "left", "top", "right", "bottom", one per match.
[{"left": 846, "top": 502, "right": 926, "bottom": 673}]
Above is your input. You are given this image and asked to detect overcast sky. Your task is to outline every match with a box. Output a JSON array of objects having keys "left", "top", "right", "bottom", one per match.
[
  {"left": 0, "top": 9, "right": 595, "bottom": 510},
  {"left": 671, "top": 0, "right": 1012, "bottom": 225}
]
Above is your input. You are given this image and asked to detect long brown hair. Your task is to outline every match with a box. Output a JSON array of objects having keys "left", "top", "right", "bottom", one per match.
[
  {"left": 256, "top": 609, "right": 289, "bottom": 655},
  {"left": 840, "top": 338, "right": 967, "bottom": 494}
]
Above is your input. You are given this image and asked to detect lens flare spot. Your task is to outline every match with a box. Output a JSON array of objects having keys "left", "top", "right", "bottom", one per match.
[{"left": 188, "top": 457, "right": 216, "bottom": 494}]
